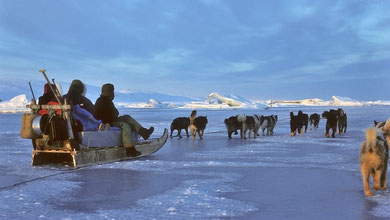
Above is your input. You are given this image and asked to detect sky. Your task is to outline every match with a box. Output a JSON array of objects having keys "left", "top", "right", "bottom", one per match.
[{"left": 1, "top": 0, "right": 390, "bottom": 100}]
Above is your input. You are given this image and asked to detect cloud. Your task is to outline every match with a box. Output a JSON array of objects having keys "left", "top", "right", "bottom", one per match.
[
  {"left": 1, "top": 1, "right": 390, "bottom": 100},
  {"left": 297, "top": 54, "right": 361, "bottom": 75},
  {"left": 216, "top": 60, "right": 261, "bottom": 74}
]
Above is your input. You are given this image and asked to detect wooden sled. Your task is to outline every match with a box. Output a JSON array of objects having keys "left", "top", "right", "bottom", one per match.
[{"left": 30, "top": 129, "right": 168, "bottom": 168}]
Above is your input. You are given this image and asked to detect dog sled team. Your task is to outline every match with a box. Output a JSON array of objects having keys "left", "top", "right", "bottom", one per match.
[{"left": 171, "top": 108, "right": 348, "bottom": 140}]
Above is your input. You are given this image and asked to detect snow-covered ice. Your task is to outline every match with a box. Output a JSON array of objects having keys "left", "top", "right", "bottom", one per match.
[{"left": 0, "top": 105, "right": 390, "bottom": 219}]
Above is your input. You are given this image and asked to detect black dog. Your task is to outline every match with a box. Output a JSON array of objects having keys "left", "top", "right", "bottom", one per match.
[
  {"left": 298, "top": 111, "right": 309, "bottom": 132},
  {"left": 170, "top": 117, "right": 190, "bottom": 138},
  {"left": 290, "top": 111, "right": 305, "bottom": 136},
  {"left": 192, "top": 116, "right": 208, "bottom": 139},
  {"left": 309, "top": 113, "right": 320, "bottom": 130},
  {"left": 337, "top": 108, "right": 347, "bottom": 134},
  {"left": 224, "top": 115, "right": 242, "bottom": 139},
  {"left": 322, "top": 109, "right": 340, "bottom": 138}
]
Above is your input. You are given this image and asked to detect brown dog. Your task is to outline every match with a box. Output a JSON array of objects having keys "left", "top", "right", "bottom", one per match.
[{"left": 359, "top": 127, "right": 389, "bottom": 196}]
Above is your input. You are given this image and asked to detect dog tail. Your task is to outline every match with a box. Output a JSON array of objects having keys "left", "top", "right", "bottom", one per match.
[
  {"left": 365, "top": 128, "right": 377, "bottom": 152},
  {"left": 190, "top": 110, "right": 197, "bottom": 125},
  {"left": 237, "top": 114, "right": 246, "bottom": 123},
  {"left": 290, "top": 111, "right": 294, "bottom": 119}
]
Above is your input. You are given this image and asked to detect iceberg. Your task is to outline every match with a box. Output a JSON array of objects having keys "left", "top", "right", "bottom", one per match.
[
  {"left": 0, "top": 94, "right": 29, "bottom": 113},
  {"left": 329, "top": 96, "right": 365, "bottom": 106},
  {"left": 181, "top": 92, "right": 258, "bottom": 109}
]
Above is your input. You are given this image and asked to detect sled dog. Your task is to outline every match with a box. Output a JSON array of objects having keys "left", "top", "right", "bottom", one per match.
[
  {"left": 322, "top": 110, "right": 338, "bottom": 138},
  {"left": 170, "top": 117, "right": 190, "bottom": 138},
  {"left": 290, "top": 111, "right": 305, "bottom": 136},
  {"left": 360, "top": 127, "right": 389, "bottom": 196},
  {"left": 190, "top": 110, "right": 208, "bottom": 140},
  {"left": 259, "top": 115, "right": 278, "bottom": 136},
  {"left": 337, "top": 108, "right": 347, "bottom": 134},
  {"left": 309, "top": 113, "right": 320, "bottom": 130},
  {"left": 237, "top": 114, "right": 255, "bottom": 139},
  {"left": 224, "top": 115, "right": 242, "bottom": 139}
]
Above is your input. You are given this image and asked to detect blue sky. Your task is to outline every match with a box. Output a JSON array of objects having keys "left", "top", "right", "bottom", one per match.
[{"left": 1, "top": 0, "right": 389, "bottom": 100}]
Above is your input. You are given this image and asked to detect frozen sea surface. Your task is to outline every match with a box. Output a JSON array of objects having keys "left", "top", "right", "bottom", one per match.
[{"left": 0, "top": 106, "right": 390, "bottom": 219}]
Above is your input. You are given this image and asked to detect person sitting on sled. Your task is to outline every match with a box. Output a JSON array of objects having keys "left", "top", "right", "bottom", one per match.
[
  {"left": 94, "top": 83, "right": 154, "bottom": 157},
  {"left": 63, "top": 79, "right": 95, "bottom": 116}
]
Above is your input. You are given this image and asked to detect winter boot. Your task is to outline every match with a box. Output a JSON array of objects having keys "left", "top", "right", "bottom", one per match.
[
  {"left": 125, "top": 146, "right": 141, "bottom": 157},
  {"left": 139, "top": 127, "right": 154, "bottom": 140}
]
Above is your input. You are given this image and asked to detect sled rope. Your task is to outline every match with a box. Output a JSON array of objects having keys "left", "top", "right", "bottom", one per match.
[{"left": 0, "top": 168, "right": 81, "bottom": 191}]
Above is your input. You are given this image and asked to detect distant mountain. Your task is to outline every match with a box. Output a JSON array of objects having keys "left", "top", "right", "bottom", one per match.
[
  {"left": 115, "top": 89, "right": 199, "bottom": 103},
  {"left": 0, "top": 79, "right": 199, "bottom": 103}
]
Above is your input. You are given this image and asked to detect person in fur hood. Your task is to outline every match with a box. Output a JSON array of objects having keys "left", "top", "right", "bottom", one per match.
[{"left": 63, "top": 79, "right": 95, "bottom": 116}]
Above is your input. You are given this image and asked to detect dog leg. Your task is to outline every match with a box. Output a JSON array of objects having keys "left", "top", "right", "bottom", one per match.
[
  {"left": 332, "top": 127, "right": 336, "bottom": 138},
  {"left": 185, "top": 128, "right": 189, "bottom": 138},
  {"left": 361, "top": 164, "right": 373, "bottom": 196},
  {"left": 191, "top": 127, "right": 196, "bottom": 140},
  {"left": 380, "top": 171, "right": 387, "bottom": 190},
  {"left": 253, "top": 128, "right": 258, "bottom": 138},
  {"left": 198, "top": 130, "right": 202, "bottom": 139},
  {"left": 325, "top": 126, "right": 330, "bottom": 138},
  {"left": 373, "top": 170, "right": 382, "bottom": 191},
  {"left": 178, "top": 129, "right": 182, "bottom": 138}
]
